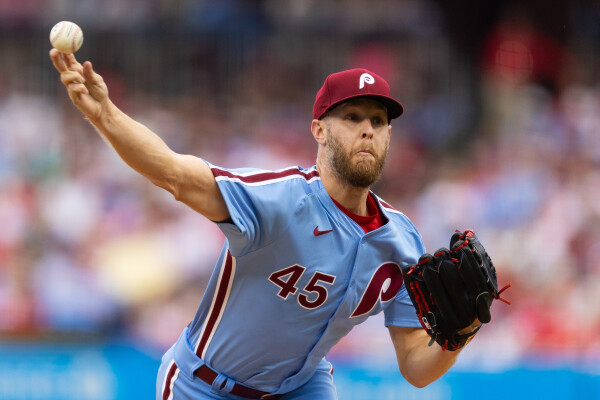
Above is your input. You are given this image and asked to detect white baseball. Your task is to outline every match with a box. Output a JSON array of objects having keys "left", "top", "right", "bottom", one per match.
[{"left": 50, "top": 21, "right": 84, "bottom": 54}]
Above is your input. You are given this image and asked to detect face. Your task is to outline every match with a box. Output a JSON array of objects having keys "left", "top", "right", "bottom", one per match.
[{"left": 322, "top": 99, "right": 391, "bottom": 188}]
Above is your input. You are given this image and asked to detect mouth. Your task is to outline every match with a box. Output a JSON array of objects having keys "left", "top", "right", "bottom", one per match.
[{"left": 356, "top": 149, "right": 374, "bottom": 156}]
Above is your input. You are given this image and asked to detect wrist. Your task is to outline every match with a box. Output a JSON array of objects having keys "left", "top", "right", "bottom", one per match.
[
  {"left": 458, "top": 319, "right": 482, "bottom": 335},
  {"left": 90, "top": 98, "right": 117, "bottom": 127}
]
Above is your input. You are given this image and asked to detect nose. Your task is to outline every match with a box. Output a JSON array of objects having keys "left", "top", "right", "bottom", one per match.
[{"left": 360, "top": 120, "right": 374, "bottom": 139}]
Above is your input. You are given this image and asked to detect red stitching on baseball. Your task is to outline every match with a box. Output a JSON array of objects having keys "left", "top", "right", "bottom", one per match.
[
  {"left": 50, "top": 22, "right": 66, "bottom": 45},
  {"left": 71, "top": 26, "right": 80, "bottom": 52}
]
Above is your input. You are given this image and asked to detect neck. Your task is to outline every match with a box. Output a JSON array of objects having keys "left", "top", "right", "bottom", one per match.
[{"left": 317, "top": 160, "right": 371, "bottom": 216}]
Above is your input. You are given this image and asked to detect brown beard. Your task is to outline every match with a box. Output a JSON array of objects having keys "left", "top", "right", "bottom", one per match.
[{"left": 325, "top": 124, "right": 389, "bottom": 188}]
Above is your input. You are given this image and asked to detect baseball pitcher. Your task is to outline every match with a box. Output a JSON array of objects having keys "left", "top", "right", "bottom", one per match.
[{"left": 50, "top": 48, "right": 508, "bottom": 400}]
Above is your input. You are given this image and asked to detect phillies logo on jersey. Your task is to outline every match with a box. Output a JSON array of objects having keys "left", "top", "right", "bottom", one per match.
[{"left": 350, "top": 262, "right": 403, "bottom": 318}]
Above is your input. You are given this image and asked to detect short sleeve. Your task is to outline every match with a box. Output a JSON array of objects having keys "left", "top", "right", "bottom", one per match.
[
  {"left": 207, "top": 163, "right": 317, "bottom": 256},
  {"left": 383, "top": 286, "right": 421, "bottom": 328}
]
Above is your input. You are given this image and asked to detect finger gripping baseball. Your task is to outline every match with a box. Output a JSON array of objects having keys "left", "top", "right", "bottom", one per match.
[{"left": 402, "top": 229, "right": 510, "bottom": 351}]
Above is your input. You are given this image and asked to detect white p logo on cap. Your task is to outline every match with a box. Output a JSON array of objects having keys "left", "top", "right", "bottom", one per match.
[{"left": 359, "top": 73, "right": 375, "bottom": 89}]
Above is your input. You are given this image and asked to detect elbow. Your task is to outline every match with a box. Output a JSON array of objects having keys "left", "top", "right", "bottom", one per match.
[
  {"left": 400, "top": 368, "right": 436, "bottom": 389},
  {"left": 146, "top": 151, "right": 185, "bottom": 199},
  {"left": 408, "top": 379, "right": 433, "bottom": 389},
  {"left": 404, "top": 375, "right": 433, "bottom": 389},
  {"left": 149, "top": 176, "right": 178, "bottom": 197}
]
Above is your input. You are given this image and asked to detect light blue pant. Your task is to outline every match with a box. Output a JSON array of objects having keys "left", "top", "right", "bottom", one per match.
[{"left": 157, "top": 343, "right": 337, "bottom": 400}]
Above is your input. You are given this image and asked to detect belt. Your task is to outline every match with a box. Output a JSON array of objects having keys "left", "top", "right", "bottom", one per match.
[{"left": 194, "top": 364, "right": 283, "bottom": 400}]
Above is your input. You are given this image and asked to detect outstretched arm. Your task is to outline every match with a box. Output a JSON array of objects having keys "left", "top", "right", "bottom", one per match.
[{"left": 49, "top": 49, "right": 229, "bottom": 222}]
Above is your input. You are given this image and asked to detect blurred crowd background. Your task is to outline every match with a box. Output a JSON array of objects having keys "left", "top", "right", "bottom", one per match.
[{"left": 1, "top": 0, "right": 600, "bottom": 376}]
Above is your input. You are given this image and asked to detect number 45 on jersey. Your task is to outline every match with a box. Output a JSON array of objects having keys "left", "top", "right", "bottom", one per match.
[{"left": 268, "top": 262, "right": 404, "bottom": 317}]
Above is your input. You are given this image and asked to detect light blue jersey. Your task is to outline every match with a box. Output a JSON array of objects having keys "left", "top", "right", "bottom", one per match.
[{"left": 159, "top": 164, "right": 424, "bottom": 399}]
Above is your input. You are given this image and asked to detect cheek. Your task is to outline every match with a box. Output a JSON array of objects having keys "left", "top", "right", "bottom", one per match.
[
  {"left": 328, "top": 131, "right": 351, "bottom": 152},
  {"left": 374, "top": 133, "right": 390, "bottom": 154}
]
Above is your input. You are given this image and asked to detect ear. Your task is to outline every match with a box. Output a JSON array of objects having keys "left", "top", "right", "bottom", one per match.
[{"left": 311, "top": 119, "right": 327, "bottom": 145}]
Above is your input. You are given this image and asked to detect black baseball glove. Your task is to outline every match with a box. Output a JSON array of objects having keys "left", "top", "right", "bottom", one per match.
[{"left": 401, "top": 230, "right": 510, "bottom": 351}]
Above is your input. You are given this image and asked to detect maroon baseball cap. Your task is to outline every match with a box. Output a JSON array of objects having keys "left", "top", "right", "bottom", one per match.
[{"left": 313, "top": 68, "right": 404, "bottom": 121}]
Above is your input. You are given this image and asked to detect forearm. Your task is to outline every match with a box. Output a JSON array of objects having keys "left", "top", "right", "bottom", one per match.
[
  {"left": 399, "top": 338, "right": 460, "bottom": 388},
  {"left": 88, "top": 99, "right": 229, "bottom": 220},
  {"left": 388, "top": 326, "right": 462, "bottom": 388},
  {"left": 89, "top": 99, "right": 179, "bottom": 193}
]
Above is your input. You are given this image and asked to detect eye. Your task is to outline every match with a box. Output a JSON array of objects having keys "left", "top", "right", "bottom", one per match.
[
  {"left": 372, "top": 116, "right": 386, "bottom": 126},
  {"left": 346, "top": 113, "right": 359, "bottom": 122}
]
